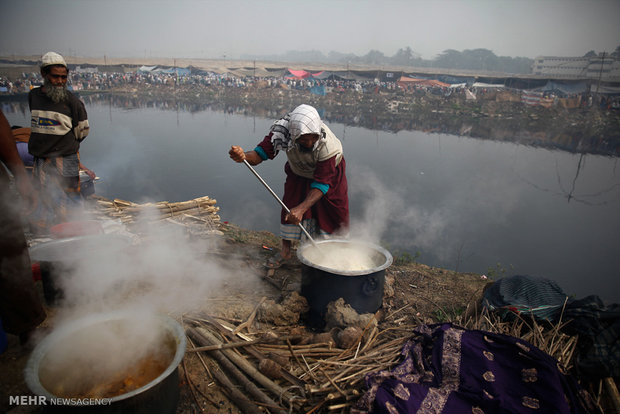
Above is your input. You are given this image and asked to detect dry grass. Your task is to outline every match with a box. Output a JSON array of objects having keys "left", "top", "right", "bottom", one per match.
[{"left": 457, "top": 302, "right": 578, "bottom": 372}]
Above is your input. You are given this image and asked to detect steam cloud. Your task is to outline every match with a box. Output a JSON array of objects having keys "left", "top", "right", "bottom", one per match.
[
  {"left": 26, "top": 200, "right": 266, "bottom": 398},
  {"left": 349, "top": 166, "right": 447, "bottom": 255},
  {"left": 52, "top": 205, "right": 255, "bottom": 319},
  {"left": 348, "top": 163, "right": 522, "bottom": 270}
]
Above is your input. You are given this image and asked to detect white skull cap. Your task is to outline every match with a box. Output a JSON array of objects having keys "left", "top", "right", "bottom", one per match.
[
  {"left": 288, "top": 104, "right": 321, "bottom": 141},
  {"left": 41, "top": 52, "right": 67, "bottom": 69}
]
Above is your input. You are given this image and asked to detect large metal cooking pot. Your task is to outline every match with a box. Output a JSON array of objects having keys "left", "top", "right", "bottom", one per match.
[
  {"left": 297, "top": 239, "right": 393, "bottom": 328},
  {"left": 25, "top": 310, "right": 186, "bottom": 413},
  {"left": 28, "top": 234, "right": 132, "bottom": 306}
]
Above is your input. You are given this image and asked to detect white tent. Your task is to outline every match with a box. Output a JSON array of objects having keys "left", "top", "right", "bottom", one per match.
[
  {"left": 472, "top": 82, "right": 505, "bottom": 89},
  {"left": 138, "top": 65, "right": 157, "bottom": 73}
]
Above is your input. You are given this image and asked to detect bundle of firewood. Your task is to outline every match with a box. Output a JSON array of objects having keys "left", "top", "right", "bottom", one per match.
[{"left": 93, "top": 195, "right": 221, "bottom": 227}]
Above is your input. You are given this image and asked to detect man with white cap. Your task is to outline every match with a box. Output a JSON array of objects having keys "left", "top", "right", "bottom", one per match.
[
  {"left": 28, "top": 51, "right": 90, "bottom": 232},
  {"left": 229, "top": 104, "right": 349, "bottom": 267}
]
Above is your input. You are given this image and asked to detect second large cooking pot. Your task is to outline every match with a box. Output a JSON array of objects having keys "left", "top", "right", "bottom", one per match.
[
  {"left": 297, "top": 239, "right": 393, "bottom": 328},
  {"left": 25, "top": 310, "right": 186, "bottom": 414}
]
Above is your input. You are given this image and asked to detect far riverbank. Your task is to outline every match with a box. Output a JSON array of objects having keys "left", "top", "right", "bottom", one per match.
[
  {"left": 3, "top": 85, "right": 618, "bottom": 156},
  {"left": 94, "top": 83, "right": 620, "bottom": 156}
]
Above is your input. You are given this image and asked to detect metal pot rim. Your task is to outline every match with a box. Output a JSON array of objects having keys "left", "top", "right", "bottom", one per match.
[
  {"left": 296, "top": 239, "right": 393, "bottom": 276},
  {"left": 24, "top": 310, "right": 186, "bottom": 402}
]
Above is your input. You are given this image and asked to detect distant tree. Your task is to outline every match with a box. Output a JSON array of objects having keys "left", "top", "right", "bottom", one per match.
[
  {"left": 391, "top": 47, "right": 418, "bottom": 66},
  {"left": 328, "top": 51, "right": 357, "bottom": 64},
  {"left": 463, "top": 48, "right": 497, "bottom": 71},
  {"left": 359, "top": 50, "right": 386, "bottom": 65},
  {"left": 583, "top": 50, "right": 597, "bottom": 57},
  {"left": 434, "top": 48, "right": 496, "bottom": 71},
  {"left": 434, "top": 49, "right": 461, "bottom": 68},
  {"left": 611, "top": 46, "right": 620, "bottom": 57},
  {"left": 431, "top": 48, "right": 532, "bottom": 73},
  {"left": 509, "top": 56, "right": 535, "bottom": 74},
  {"left": 242, "top": 46, "right": 532, "bottom": 74}
]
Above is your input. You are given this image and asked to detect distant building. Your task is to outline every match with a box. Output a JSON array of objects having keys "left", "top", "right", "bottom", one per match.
[{"left": 532, "top": 54, "right": 620, "bottom": 81}]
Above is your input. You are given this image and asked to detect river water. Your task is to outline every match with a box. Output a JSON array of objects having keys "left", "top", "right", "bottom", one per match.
[{"left": 3, "top": 100, "right": 619, "bottom": 303}]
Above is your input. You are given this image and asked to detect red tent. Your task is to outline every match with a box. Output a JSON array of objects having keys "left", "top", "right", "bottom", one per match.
[
  {"left": 286, "top": 69, "right": 311, "bottom": 79},
  {"left": 285, "top": 69, "right": 325, "bottom": 80}
]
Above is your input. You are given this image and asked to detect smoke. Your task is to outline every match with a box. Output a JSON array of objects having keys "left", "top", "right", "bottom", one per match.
[
  {"left": 348, "top": 162, "right": 522, "bottom": 270},
  {"left": 84, "top": 127, "right": 164, "bottom": 202},
  {"left": 226, "top": 193, "right": 276, "bottom": 232},
  {"left": 50, "top": 206, "right": 254, "bottom": 319},
  {"left": 28, "top": 199, "right": 267, "bottom": 398},
  {"left": 349, "top": 166, "right": 447, "bottom": 253},
  {"left": 348, "top": 168, "right": 394, "bottom": 243}
]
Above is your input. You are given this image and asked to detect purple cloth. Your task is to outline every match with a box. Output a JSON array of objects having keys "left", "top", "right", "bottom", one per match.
[
  {"left": 354, "top": 323, "right": 601, "bottom": 414},
  {"left": 16, "top": 141, "right": 34, "bottom": 166}
]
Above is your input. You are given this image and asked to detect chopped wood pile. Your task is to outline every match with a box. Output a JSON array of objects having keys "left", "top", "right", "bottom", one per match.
[
  {"left": 92, "top": 195, "right": 222, "bottom": 234},
  {"left": 183, "top": 312, "right": 404, "bottom": 413}
]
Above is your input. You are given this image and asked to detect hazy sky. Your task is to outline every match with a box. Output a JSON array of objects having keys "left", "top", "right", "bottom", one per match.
[{"left": 2, "top": 0, "right": 619, "bottom": 60}]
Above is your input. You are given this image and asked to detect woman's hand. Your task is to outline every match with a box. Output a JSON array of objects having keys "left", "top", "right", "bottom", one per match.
[
  {"left": 229, "top": 146, "right": 246, "bottom": 163},
  {"left": 83, "top": 168, "right": 96, "bottom": 179},
  {"left": 285, "top": 206, "right": 305, "bottom": 225},
  {"left": 285, "top": 188, "right": 323, "bottom": 225}
]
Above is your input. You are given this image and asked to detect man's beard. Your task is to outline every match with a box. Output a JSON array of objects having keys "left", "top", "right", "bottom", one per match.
[{"left": 43, "top": 78, "right": 69, "bottom": 104}]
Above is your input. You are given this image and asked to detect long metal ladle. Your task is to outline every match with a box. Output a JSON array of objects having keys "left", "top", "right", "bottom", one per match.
[{"left": 242, "top": 159, "right": 319, "bottom": 248}]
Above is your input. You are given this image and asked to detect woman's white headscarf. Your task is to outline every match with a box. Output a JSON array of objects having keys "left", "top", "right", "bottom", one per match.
[
  {"left": 269, "top": 104, "right": 343, "bottom": 178},
  {"left": 288, "top": 104, "right": 322, "bottom": 141},
  {"left": 270, "top": 104, "right": 323, "bottom": 151}
]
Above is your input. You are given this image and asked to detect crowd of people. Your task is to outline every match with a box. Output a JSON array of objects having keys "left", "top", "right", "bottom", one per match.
[
  {"left": 0, "top": 64, "right": 411, "bottom": 96},
  {"left": 4, "top": 66, "right": 617, "bottom": 115}
]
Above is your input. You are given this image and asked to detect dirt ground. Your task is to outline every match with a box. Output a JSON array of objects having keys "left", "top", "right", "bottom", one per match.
[{"left": 0, "top": 223, "right": 489, "bottom": 414}]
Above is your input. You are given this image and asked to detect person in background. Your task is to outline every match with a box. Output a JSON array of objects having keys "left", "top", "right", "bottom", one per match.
[
  {"left": 0, "top": 109, "right": 46, "bottom": 347},
  {"left": 11, "top": 126, "right": 96, "bottom": 194},
  {"left": 229, "top": 104, "right": 349, "bottom": 268},
  {"left": 28, "top": 51, "right": 90, "bottom": 232}
]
